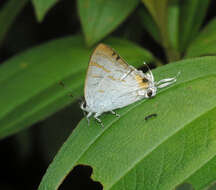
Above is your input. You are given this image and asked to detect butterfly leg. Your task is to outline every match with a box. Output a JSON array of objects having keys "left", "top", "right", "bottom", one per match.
[
  {"left": 110, "top": 110, "right": 120, "bottom": 117},
  {"left": 94, "top": 112, "right": 104, "bottom": 128},
  {"left": 83, "top": 110, "right": 86, "bottom": 117},
  {"left": 86, "top": 112, "right": 93, "bottom": 126}
]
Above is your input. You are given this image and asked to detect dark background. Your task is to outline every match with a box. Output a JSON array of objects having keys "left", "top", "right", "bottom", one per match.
[{"left": 0, "top": 0, "right": 216, "bottom": 189}]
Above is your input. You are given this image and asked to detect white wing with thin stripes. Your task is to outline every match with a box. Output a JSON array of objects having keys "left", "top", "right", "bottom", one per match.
[{"left": 84, "top": 44, "right": 150, "bottom": 113}]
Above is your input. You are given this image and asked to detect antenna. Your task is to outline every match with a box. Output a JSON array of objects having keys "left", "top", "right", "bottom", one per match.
[
  {"left": 155, "top": 71, "right": 181, "bottom": 89},
  {"left": 143, "top": 62, "right": 154, "bottom": 82},
  {"left": 59, "top": 80, "right": 85, "bottom": 104},
  {"left": 59, "top": 81, "right": 74, "bottom": 98}
]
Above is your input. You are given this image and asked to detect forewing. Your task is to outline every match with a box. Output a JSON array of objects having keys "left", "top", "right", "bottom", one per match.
[{"left": 84, "top": 44, "right": 148, "bottom": 113}]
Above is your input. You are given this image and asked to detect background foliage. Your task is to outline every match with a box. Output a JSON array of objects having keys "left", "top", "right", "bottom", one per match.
[{"left": 1, "top": 0, "right": 216, "bottom": 190}]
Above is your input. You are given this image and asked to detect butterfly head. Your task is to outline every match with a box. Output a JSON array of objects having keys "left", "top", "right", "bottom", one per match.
[
  {"left": 143, "top": 71, "right": 157, "bottom": 98},
  {"left": 143, "top": 63, "right": 179, "bottom": 98}
]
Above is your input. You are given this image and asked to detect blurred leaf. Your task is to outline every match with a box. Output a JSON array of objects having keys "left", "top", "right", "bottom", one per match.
[
  {"left": 32, "top": 0, "right": 59, "bottom": 22},
  {"left": 77, "top": 0, "right": 139, "bottom": 46},
  {"left": 186, "top": 18, "right": 216, "bottom": 58},
  {"left": 138, "top": 6, "right": 161, "bottom": 43},
  {"left": 165, "top": 0, "right": 181, "bottom": 61},
  {"left": 142, "top": 0, "right": 169, "bottom": 47},
  {"left": 167, "top": 0, "right": 180, "bottom": 50},
  {"left": 39, "top": 56, "right": 216, "bottom": 190},
  {"left": 0, "top": 0, "right": 28, "bottom": 46},
  {"left": 141, "top": 0, "right": 180, "bottom": 61},
  {"left": 0, "top": 35, "right": 155, "bottom": 139},
  {"left": 178, "top": 0, "right": 210, "bottom": 52}
]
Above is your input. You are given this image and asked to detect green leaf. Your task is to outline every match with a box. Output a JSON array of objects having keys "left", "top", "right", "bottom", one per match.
[
  {"left": 142, "top": 0, "right": 169, "bottom": 47},
  {"left": 185, "top": 156, "right": 216, "bottom": 190},
  {"left": 141, "top": 0, "right": 180, "bottom": 61},
  {"left": 206, "top": 183, "right": 216, "bottom": 190},
  {"left": 186, "top": 18, "right": 216, "bottom": 58},
  {"left": 138, "top": 6, "right": 161, "bottom": 43},
  {"left": 0, "top": 35, "right": 154, "bottom": 139},
  {"left": 0, "top": 0, "right": 29, "bottom": 46},
  {"left": 139, "top": 0, "right": 181, "bottom": 49},
  {"left": 38, "top": 56, "right": 216, "bottom": 190},
  {"left": 77, "top": 0, "right": 139, "bottom": 46},
  {"left": 167, "top": 0, "right": 180, "bottom": 50},
  {"left": 178, "top": 0, "right": 210, "bottom": 52},
  {"left": 164, "top": 0, "right": 181, "bottom": 61},
  {"left": 32, "top": 0, "right": 58, "bottom": 22}
]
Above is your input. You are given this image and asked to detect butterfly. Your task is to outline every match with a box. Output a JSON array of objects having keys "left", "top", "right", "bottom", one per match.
[{"left": 81, "top": 44, "right": 178, "bottom": 127}]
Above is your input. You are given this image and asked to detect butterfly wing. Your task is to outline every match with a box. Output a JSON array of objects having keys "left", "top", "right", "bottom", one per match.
[{"left": 84, "top": 44, "right": 149, "bottom": 113}]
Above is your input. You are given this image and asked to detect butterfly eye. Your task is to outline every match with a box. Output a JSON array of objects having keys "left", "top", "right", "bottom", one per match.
[{"left": 147, "top": 90, "right": 153, "bottom": 98}]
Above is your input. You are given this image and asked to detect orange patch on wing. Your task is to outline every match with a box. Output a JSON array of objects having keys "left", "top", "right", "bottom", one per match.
[
  {"left": 116, "top": 58, "right": 128, "bottom": 68},
  {"left": 95, "top": 44, "right": 128, "bottom": 68},
  {"left": 135, "top": 75, "right": 149, "bottom": 89},
  {"left": 92, "top": 75, "right": 103, "bottom": 78},
  {"left": 108, "top": 75, "right": 116, "bottom": 81},
  {"left": 98, "top": 90, "right": 105, "bottom": 93},
  {"left": 90, "top": 62, "right": 110, "bottom": 73}
]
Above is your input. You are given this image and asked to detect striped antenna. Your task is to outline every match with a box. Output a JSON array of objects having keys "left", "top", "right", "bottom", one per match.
[{"left": 59, "top": 81, "right": 74, "bottom": 98}]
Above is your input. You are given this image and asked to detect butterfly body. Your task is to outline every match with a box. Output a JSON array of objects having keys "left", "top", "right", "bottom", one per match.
[{"left": 81, "top": 44, "right": 177, "bottom": 127}]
